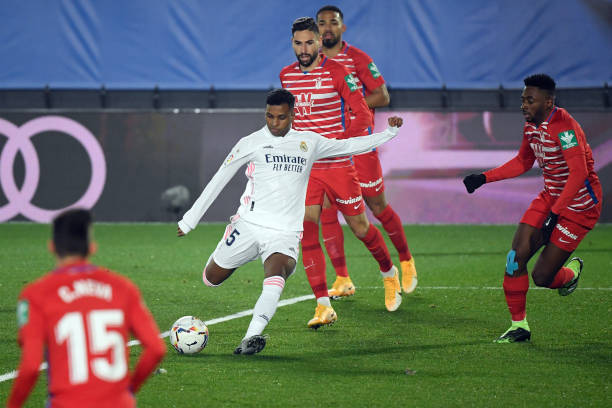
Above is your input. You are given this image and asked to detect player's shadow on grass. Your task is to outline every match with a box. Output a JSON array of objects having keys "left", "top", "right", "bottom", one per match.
[{"left": 526, "top": 342, "right": 612, "bottom": 368}]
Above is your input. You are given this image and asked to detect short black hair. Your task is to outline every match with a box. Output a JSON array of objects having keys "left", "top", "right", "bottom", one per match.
[
  {"left": 53, "top": 209, "right": 92, "bottom": 257},
  {"left": 266, "top": 88, "right": 295, "bottom": 110},
  {"left": 316, "top": 5, "right": 344, "bottom": 21},
  {"left": 292, "top": 17, "right": 319, "bottom": 35},
  {"left": 524, "top": 74, "right": 556, "bottom": 96}
]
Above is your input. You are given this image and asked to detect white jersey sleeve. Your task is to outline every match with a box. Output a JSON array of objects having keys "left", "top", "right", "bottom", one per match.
[
  {"left": 178, "top": 138, "right": 253, "bottom": 234},
  {"left": 313, "top": 125, "right": 399, "bottom": 160}
]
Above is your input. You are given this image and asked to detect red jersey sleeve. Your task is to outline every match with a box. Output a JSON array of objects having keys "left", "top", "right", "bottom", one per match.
[
  {"left": 331, "top": 63, "right": 372, "bottom": 137},
  {"left": 351, "top": 48, "right": 385, "bottom": 93},
  {"left": 125, "top": 281, "right": 165, "bottom": 393},
  {"left": 8, "top": 290, "right": 46, "bottom": 408},
  {"left": 551, "top": 126, "right": 589, "bottom": 215},
  {"left": 484, "top": 131, "right": 535, "bottom": 182}
]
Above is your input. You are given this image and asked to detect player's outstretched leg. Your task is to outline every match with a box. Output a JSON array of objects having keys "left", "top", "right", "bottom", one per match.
[
  {"left": 302, "top": 220, "right": 337, "bottom": 328},
  {"left": 241, "top": 275, "right": 285, "bottom": 344},
  {"left": 320, "top": 201, "right": 355, "bottom": 299},
  {"left": 374, "top": 204, "right": 416, "bottom": 294},
  {"left": 234, "top": 335, "right": 267, "bottom": 355},
  {"left": 496, "top": 256, "right": 532, "bottom": 343},
  {"left": 557, "top": 257, "right": 583, "bottom": 296},
  {"left": 495, "top": 224, "right": 541, "bottom": 343},
  {"left": 347, "top": 215, "right": 400, "bottom": 312},
  {"left": 236, "top": 254, "right": 295, "bottom": 353}
]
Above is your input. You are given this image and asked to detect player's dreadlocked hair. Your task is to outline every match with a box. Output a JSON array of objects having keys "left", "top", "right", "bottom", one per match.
[
  {"left": 316, "top": 5, "right": 344, "bottom": 21},
  {"left": 292, "top": 17, "right": 319, "bottom": 35},
  {"left": 53, "top": 208, "right": 92, "bottom": 257},
  {"left": 266, "top": 88, "right": 295, "bottom": 110},
  {"left": 524, "top": 74, "right": 556, "bottom": 96}
]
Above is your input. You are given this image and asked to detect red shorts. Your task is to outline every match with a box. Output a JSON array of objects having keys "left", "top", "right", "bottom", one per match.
[
  {"left": 352, "top": 149, "right": 385, "bottom": 197},
  {"left": 306, "top": 162, "right": 365, "bottom": 216},
  {"left": 521, "top": 189, "right": 602, "bottom": 252}
]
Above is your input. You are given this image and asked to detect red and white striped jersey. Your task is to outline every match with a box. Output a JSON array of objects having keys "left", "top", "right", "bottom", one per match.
[
  {"left": 523, "top": 107, "right": 599, "bottom": 213},
  {"left": 329, "top": 41, "right": 386, "bottom": 136},
  {"left": 279, "top": 55, "right": 372, "bottom": 167}
]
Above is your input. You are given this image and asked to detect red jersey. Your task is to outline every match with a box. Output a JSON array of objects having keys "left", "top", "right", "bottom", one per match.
[
  {"left": 485, "top": 107, "right": 600, "bottom": 215},
  {"left": 280, "top": 55, "right": 372, "bottom": 167},
  {"left": 8, "top": 262, "right": 165, "bottom": 408},
  {"left": 329, "top": 41, "right": 386, "bottom": 136}
]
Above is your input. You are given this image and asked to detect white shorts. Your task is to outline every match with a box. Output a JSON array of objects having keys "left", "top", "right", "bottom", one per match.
[{"left": 211, "top": 218, "right": 302, "bottom": 269}]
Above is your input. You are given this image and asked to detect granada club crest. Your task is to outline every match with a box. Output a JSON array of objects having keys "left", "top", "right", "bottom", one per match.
[{"left": 300, "top": 141, "right": 308, "bottom": 152}]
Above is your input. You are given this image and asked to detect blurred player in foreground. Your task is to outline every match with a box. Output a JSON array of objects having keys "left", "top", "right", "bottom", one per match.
[
  {"left": 463, "top": 74, "right": 602, "bottom": 343},
  {"left": 8, "top": 209, "right": 165, "bottom": 408},
  {"left": 177, "top": 89, "right": 403, "bottom": 353},
  {"left": 316, "top": 5, "right": 417, "bottom": 299},
  {"left": 281, "top": 17, "right": 402, "bottom": 328}
]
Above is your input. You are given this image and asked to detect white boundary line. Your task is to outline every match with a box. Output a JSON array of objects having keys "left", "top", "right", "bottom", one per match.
[{"left": 0, "top": 294, "right": 315, "bottom": 384}]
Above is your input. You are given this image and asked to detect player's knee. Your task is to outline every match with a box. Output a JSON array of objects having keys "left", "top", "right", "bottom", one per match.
[
  {"left": 284, "top": 260, "right": 297, "bottom": 279},
  {"left": 368, "top": 201, "right": 386, "bottom": 217},
  {"left": 505, "top": 248, "right": 527, "bottom": 276},
  {"left": 531, "top": 267, "right": 553, "bottom": 287},
  {"left": 202, "top": 266, "right": 222, "bottom": 286},
  {"left": 347, "top": 217, "right": 369, "bottom": 238},
  {"left": 365, "top": 196, "right": 386, "bottom": 216},
  {"left": 202, "top": 257, "right": 223, "bottom": 287},
  {"left": 506, "top": 244, "right": 532, "bottom": 275}
]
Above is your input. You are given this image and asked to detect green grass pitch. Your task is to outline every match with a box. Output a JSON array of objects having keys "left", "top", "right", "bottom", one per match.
[{"left": 0, "top": 223, "right": 610, "bottom": 407}]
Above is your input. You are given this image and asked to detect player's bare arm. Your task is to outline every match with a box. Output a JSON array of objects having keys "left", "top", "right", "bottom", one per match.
[{"left": 366, "top": 84, "right": 390, "bottom": 108}]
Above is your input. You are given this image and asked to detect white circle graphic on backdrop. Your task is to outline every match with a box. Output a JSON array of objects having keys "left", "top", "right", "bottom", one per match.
[{"left": 0, "top": 116, "right": 106, "bottom": 223}]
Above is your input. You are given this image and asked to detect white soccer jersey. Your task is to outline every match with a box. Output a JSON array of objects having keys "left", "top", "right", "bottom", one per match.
[{"left": 178, "top": 125, "right": 399, "bottom": 233}]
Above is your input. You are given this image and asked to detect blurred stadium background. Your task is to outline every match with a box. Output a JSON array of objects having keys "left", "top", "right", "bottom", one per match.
[{"left": 0, "top": 0, "right": 610, "bottom": 224}]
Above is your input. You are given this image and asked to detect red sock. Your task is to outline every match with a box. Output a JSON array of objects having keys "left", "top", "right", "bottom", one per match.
[
  {"left": 548, "top": 267, "right": 575, "bottom": 289},
  {"left": 320, "top": 207, "right": 348, "bottom": 278},
  {"left": 375, "top": 204, "right": 411, "bottom": 262},
  {"left": 358, "top": 224, "right": 392, "bottom": 272},
  {"left": 301, "top": 221, "right": 328, "bottom": 298},
  {"left": 503, "top": 274, "right": 529, "bottom": 321}
]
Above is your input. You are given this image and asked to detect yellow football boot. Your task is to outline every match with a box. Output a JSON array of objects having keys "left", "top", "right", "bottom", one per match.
[
  {"left": 328, "top": 276, "right": 356, "bottom": 299},
  {"left": 307, "top": 304, "right": 337, "bottom": 329},
  {"left": 400, "top": 258, "right": 418, "bottom": 294},
  {"left": 383, "top": 266, "right": 402, "bottom": 312}
]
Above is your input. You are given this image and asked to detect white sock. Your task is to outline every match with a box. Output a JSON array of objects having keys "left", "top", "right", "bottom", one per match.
[
  {"left": 316, "top": 297, "right": 331, "bottom": 307},
  {"left": 380, "top": 266, "right": 396, "bottom": 278},
  {"left": 244, "top": 276, "right": 285, "bottom": 339}
]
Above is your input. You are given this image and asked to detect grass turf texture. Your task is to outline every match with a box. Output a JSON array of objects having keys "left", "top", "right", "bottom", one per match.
[{"left": 0, "top": 223, "right": 610, "bottom": 407}]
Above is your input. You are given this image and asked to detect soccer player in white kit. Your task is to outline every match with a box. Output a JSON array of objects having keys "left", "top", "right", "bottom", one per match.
[{"left": 177, "top": 89, "right": 404, "bottom": 354}]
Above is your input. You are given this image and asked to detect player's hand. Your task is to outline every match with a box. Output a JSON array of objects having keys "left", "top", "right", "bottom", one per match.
[
  {"left": 540, "top": 211, "right": 559, "bottom": 244},
  {"left": 387, "top": 116, "right": 403, "bottom": 128},
  {"left": 177, "top": 227, "right": 185, "bottom": 237},
  {"left": 463, "top": 174, "right": 486, "bottom": 193}
]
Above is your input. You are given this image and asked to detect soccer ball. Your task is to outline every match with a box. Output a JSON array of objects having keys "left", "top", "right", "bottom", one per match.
[{"left": 169, "top": 316, "right": 209, "bottom": 354}]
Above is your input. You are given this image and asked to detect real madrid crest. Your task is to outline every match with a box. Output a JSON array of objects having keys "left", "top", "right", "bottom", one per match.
[{"left": 300, "top": 141, "right": 308, "bottom": 152}]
